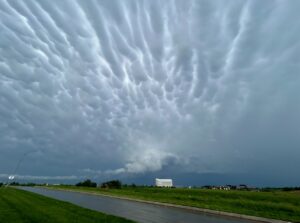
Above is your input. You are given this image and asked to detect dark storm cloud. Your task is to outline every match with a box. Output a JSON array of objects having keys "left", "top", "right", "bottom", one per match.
[{"left": 0, "top": 0, "right": 299, "bottom": 185}]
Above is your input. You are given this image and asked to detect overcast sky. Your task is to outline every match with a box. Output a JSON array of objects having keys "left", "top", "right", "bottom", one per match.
[{"left": 0, "top": 0, "right": 299, "bottom": 186}]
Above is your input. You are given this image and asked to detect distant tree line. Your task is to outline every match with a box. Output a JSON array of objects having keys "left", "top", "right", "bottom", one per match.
[
  {"left": 100, "top": 180, "right": 122, "bottom": 189},
  {"left": 0, "top": 182, "right": 48, "bottom": 187},
  {"left": 122, "top": 183, "right": 137, "bottom": 188},
  {"left": 75, "top": 179, "right": 97, "bottom": 187},
  {"left": 282, "top": 187, "right": 300, "bottom": 191},
  {"left": 3, "top": 180, "right": 300, "bottom": 192},
  {"left": 74, "top": 179, "right": 123, "bottom": 189},
  {"left": 261, "top": 187, "right": 300, "bottom": 192}
]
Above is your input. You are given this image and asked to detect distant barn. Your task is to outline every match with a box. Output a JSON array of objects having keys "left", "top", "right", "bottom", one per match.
[{"left": 155, "top": 178, "right": 173, "bottom": 187}]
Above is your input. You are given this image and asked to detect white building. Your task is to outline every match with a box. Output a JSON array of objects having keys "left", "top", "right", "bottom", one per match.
[{"left": 155, "top": 178, "right": 173, "bottom": 187}]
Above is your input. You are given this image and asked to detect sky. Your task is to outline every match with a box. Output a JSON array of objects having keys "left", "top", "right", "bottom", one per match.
[{"left": 0, "top": 0, "right": 299, "bottom": 187}]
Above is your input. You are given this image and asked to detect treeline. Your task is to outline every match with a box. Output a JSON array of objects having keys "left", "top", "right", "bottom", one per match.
[
  {"left": 261, "top": 187, "right": 300, "bottom": 192},
  {"left": 74, "top": 179, "right": 151, "bottom": 189},
  {"left": 2, "top": 180, "right": 300, "bottom": 192},
  {"left": 75, "top": 179, "right": 97, "bottom": 187},
  {"left": 0, "top": 180, "right": 130, "bottom": 189},
  {"left": 75, "top": 179, "right": 122, "bottom": 189},
  {"left": 0, "top": 182, "right": 47, "bottom": 187}
]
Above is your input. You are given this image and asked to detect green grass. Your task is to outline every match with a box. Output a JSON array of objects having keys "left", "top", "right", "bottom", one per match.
[
  {"left": 50, "top": 185, "right": 300, "bottom": 222},
  {"left": 0, "top": 187, "right": 134, "bottom": 223}
]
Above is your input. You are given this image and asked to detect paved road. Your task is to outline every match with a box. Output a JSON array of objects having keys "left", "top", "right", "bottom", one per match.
[{"left": 20, "top": 187, "right": 259, "bottom": 223}]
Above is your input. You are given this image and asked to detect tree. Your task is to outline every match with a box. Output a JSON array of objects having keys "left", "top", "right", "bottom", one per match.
[
  {"left": 100, "top": 180, "right": 122, "bottom": 189},
  {"left": 76, "top": 179, "right": 97, "bottom": 187},
  {"left": 10, "top": 182, "right": 19, "bottom": 186}
]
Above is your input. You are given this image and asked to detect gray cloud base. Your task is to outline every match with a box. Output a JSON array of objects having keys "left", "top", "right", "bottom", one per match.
[{"left": 0, "top": 0, "right": 299, "bottom": 186}]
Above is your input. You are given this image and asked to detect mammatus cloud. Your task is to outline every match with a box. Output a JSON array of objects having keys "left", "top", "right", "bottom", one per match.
[{"left": 0, "top": 0, "right": 300, "bottom": 185}]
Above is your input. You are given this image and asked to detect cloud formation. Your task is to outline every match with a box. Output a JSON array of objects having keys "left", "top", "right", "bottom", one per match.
[{"left": 0, "top": 0, "right": 299, "bottom": 185}]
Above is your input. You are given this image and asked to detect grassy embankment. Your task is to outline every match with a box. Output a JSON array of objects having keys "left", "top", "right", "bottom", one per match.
[
  {"left": 0, "top": 187, "right": 134, "bottom": 223},
  {"left": 50, "top": 185, "right": 300, "bottom": 222}
]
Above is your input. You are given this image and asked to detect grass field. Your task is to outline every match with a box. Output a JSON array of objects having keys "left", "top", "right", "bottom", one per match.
[
  {"left": 50, "top": 185, "right": 300, "bottom": 222},
  {"left": 0, "top": 187, "right": 134, "bottom": 223}
]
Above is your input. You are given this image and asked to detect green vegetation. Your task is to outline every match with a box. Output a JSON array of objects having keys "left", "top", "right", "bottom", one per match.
[
  {"left": 0, "top": 187, "right": 134, "bottom": 223},
  {"left": 50, "top": 185, "right": 300, "bottom": 222},
  {"left": 100, "top": 180, "right": 122, "bottom": 189},
  {"left": 76, "top": 179, "right": 97, "bottom": 187}
]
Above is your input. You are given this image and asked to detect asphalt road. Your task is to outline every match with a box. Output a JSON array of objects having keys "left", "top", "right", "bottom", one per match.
[{"left": 20, "top": 187, "right": 259, "bottom": 223}]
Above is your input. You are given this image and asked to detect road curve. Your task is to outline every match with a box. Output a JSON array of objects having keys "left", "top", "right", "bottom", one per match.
[{"left": 19, "top": 187, "right": 270, "bottom": 223}]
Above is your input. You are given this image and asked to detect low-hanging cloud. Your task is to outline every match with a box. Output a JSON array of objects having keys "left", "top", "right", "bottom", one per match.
[{"left": 0, "top": 0, "right": 300, "bottom": 185}]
